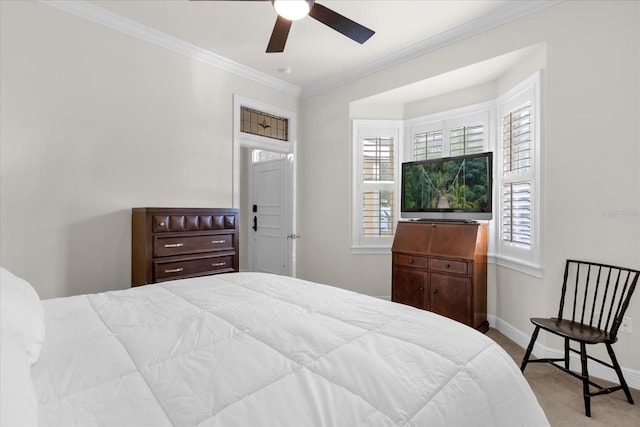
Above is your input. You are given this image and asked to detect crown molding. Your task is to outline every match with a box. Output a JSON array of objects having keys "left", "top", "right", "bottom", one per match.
[
  {"left": 300, "top": 1, "right": 559, "bottom": 98},
  {"left": 40, "top": 0, "right": 558, "bottom": 100},
  {"left": 39, "top": 0, "right": 302, "bottom": 97}
]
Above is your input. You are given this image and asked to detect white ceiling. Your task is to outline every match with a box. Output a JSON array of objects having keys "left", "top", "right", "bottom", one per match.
[{"left": 67, "top": 1, "right": 554, "bottom": 97}]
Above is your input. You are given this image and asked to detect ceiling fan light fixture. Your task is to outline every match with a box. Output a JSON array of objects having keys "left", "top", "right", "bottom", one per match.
[{"left": 272, "top": 0, "right": 314, "bottom": 21}]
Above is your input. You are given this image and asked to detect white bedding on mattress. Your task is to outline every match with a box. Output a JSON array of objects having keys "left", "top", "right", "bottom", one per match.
[{"left": 32, "top": 272, "right": 548, "bottom": 426}]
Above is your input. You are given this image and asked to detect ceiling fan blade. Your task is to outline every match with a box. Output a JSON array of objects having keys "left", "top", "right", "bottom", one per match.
[
  {"left": 308, "top": 3, "right": 374, "bottom": 44},
  {"left": 266, "top": 15, "right": 292, "bottom": 53}
]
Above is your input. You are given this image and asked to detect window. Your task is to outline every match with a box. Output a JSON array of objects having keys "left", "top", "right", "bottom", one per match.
[
  {"left": 450, "top": 124, "right": 485, "bottom": 157},
  {"left": 362, "top": 136, "right": 395, "bottom": 237},
  {"left": 408, "top": 109, "right": 489, "bottom": 161},
  {"left": 497, "top": 72, "right": 541, "bottom": 274},
  {"left": 413, "top": 130, "right": 443, "bottom": 159},
  {"left": 240, "top": 106, "right": 289, "bottom": 141},
  {"left": 350, "top": 74, "right": 541, "bottom": 272},
  {"left": 352, "top": 121, "right": 401, "bottom": 251},
  {"left": 501, "top": 103, "right": 533, "bottom": 248}
]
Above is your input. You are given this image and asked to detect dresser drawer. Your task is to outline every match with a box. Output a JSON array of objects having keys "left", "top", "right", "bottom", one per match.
[
  {"left": 394, "top": 254, "right": 429, "bottom": 268},
  {"left": 152, "top": 214, "right": 236, "bottom": 232},
  {"left": 154, "top": 234, "right": 233, "bottom": 257},
  {"left": 154, "top": 255, "right": 234, "bottom": 282},
  {"left": 430, "top": 258, "right": 468, "bottom": 275}
]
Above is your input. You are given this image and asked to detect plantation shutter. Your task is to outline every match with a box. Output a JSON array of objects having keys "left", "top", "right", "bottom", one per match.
[
  {"left": 362, "top": 136, "right": 395, "bottom": 237},
  {"left": 450, "top": 124, "right": 485, "bottom": 157},
  {"left": 501, "top": 181, "right": 532, "bottom": 246},
  {"left": 413, "top": 122, "right": 485, "bottom": 161},
  {"left": 501, "top": 103, "right": 532, "bottom": 248},
  {"left": 413, "top": 130, "right": 443, "bottom": 160},
  {"left": 503, "top": 105, "right": 531, "bottom": 172}
]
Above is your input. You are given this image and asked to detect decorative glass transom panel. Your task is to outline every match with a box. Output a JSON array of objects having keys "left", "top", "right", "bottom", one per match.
[{"left": 241, "top": 106, "right": 289, "bottom": 141}]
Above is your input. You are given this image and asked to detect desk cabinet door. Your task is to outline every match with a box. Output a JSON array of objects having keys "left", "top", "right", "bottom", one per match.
[
  {"left": 429, "top": 273, "right": 472, "bottom": 325},
  {"left": 392, "top": 268, "right": 426, "bottom": 309}
]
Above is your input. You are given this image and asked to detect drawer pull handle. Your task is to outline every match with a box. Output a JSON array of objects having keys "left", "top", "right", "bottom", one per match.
[
  {"left": 164, "top": 267, "right": 184, "bottom": 273},
  {"left": 212, "top": 262, "right": 226, "bottom": 267},
  {"left": 446, "top": 264, "right": 451, "bottom": 268},
  {"left": 164, "top": 243, "right": 184, "bottom": 248},
  {"left": 409, "top": 258, "right": 414, "bottom": 264},
  {"left": 211, "top": 240, "right": 225, "bottom": 244}
]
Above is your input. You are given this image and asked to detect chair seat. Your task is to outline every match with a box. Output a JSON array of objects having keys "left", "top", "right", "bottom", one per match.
[{"left": 531, "top": 317, "right": 614, "bottom": 344}]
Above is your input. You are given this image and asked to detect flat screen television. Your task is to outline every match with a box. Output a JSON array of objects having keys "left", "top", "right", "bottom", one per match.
[{"left": 401, "top": 151, "right": 493, "bottom": 221}]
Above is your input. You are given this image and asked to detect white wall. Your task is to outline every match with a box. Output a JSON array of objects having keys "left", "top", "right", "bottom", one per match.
[
  {"left": 298, "top": 0, "right": 640, "bottom": 374},
  {"left": 0, "top": 1, "right": 298, "bottom": 298}
]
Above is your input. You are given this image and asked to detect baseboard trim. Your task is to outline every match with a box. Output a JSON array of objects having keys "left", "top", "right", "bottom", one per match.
[{"left": 488, "top": 315, "right": 640, "bottom": 390}]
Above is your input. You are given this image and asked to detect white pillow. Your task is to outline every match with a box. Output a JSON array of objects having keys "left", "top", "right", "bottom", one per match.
[
  {"left": 0, "top": 267, "right": 45, "bottom": 365},
  {"left": 0, "top": 331, "right": 40, "bottom": 426}
]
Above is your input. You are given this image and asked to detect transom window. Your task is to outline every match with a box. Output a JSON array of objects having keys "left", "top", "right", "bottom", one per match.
[{"left": 240, "top": 106, "right": 289, "bottom": 141}]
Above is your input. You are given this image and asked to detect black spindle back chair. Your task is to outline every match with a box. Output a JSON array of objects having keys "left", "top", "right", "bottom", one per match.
[{"left": 521, "top": 259, "right": 639, "bottom": 417}]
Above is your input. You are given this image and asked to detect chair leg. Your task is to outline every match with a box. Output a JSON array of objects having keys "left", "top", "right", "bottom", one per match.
[
  {"left": 564, "top": 337, "right": 570, "bottom": 370},
  {"left": 580, "top": 342, "right": 591, "bottom": 417},
  {"left": 606, "top": 342, "right": 635, "bottom": 405},
  {"left": 521, "top": 326, "right": 540, "bottom": 372}
]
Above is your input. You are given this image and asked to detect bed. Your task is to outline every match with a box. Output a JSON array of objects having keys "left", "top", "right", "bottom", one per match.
[{"left": 1, "top": 267, "right": 549, "bottom": 426}]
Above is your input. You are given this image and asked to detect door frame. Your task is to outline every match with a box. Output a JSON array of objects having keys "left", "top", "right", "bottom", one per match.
[{"left": 232, "top": 95, "right": 297, "bottom": 276}]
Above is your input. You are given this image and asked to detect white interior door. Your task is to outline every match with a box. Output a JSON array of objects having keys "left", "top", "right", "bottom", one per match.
[{"left": 250, "top": 155, "right": 293, "bottom": 275}]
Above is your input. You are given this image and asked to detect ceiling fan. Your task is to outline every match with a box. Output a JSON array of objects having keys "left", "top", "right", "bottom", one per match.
[{"left": 193, "top": 0, "right": 375, "bottom": 53}]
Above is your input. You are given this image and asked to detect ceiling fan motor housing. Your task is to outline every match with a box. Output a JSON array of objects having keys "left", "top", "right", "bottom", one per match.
[{"left": 272, "top": 0, "right": 315, "bottom": 21}]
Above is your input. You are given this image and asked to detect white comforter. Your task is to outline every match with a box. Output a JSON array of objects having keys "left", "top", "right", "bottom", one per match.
[{"left": 32, "top": 272, "right": 548, "bottom": 426}]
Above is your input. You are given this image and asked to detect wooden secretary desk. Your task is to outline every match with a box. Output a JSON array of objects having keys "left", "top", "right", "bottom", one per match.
[{"left": 391, "top": 221, "right": 488, "bottom": 332}]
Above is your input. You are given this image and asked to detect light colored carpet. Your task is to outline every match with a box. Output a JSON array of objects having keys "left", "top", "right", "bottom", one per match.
[{"left": 487, "top": 329, "right": 640, "bottom": 426}]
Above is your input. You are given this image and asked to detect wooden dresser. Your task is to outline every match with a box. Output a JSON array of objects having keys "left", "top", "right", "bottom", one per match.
[
  {"left": 391, "top": 221, "right": 488, "bottom": 332},
  {"left": 131, "top": 207, "right": 239, "bottom": 286}
]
